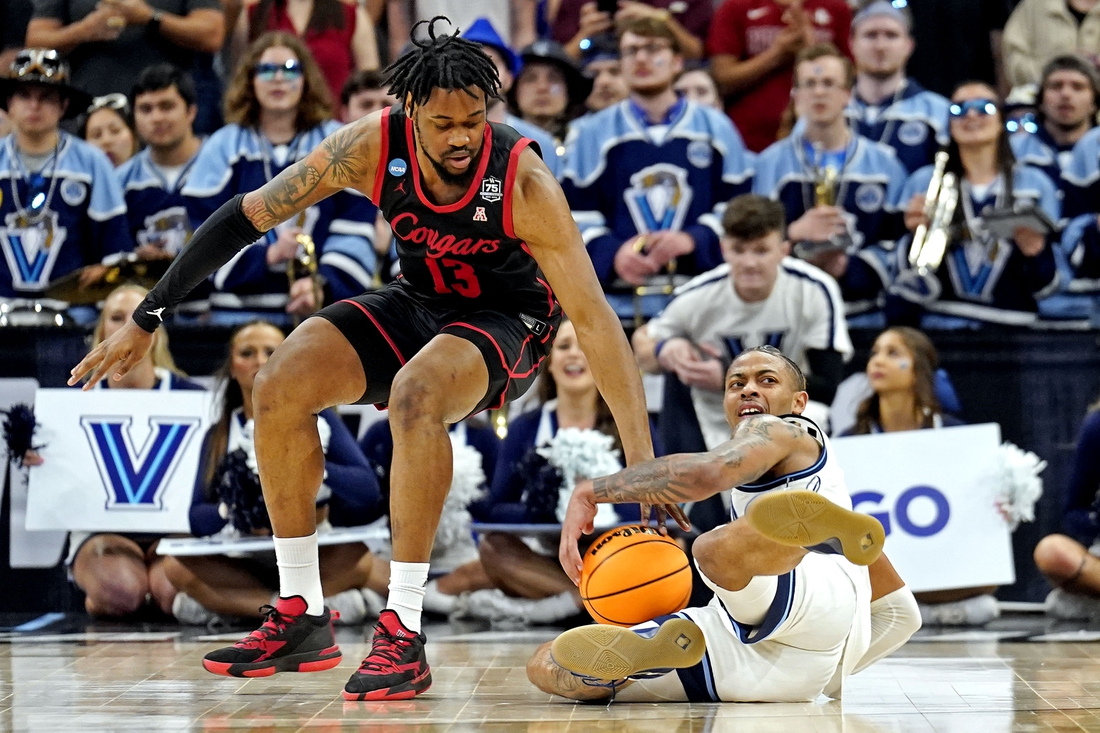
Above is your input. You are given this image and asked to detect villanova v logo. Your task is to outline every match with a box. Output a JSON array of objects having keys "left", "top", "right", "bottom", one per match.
[
  {"left": 0, "top": 210, "right": 67, "bottom": 290},
  {"left": 81, "top": 416, "right": 200, "bottom": 509}
]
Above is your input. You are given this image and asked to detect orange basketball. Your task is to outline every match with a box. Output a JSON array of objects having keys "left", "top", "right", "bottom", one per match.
[{"left": 579, "top": 525, "right": 693, "bottom": 627}]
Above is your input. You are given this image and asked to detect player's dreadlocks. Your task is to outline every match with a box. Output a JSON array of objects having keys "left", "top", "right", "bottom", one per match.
[{"left": 384, "top": 16, "right": 501, "bottom": 109}]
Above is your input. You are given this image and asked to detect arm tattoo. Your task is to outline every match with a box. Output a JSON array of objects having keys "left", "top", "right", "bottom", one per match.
[
  {"left": 243, "top": 124, "right": 370, "bottom": 230},
  {"left": 590, "top": 416, "right": 805, "bottom": 505}
]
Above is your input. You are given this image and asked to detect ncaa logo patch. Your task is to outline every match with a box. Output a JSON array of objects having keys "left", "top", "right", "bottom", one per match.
[
  {"left": 480, "top": 176, "right": 503, "bottom": 203},
  {"left": 897, "top": 120, "right": 928, "bottom": 147},
  {"left": 854, "top": 183, "right": 885, "bottom": 213},
  {"left": 686, "top": 140, "right": 712, "bottom": 168},
  {"left": 388, "top": 158, "right": 407, "bottom": 176},
  {"left": 60, "top": 179, "right": 87, "bottom": 207}
]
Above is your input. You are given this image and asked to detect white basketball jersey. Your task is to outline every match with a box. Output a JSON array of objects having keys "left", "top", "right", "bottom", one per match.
[
  {"left": 646, "top": 259, "right": 852, "bottom": 449},
  {"left": 728, "top": 414, "right": 851, "bottom": 521}
]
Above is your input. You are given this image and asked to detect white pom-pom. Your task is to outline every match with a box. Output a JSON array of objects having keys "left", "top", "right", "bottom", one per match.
[
  {"left": 431, "top": 433, "right": 486, "bottom": 561},
  {"left": 993, "top": 441, "right": 1047, "bottom": 531},
  {"left": 537, "top": 428, "right": 622, "bottom": 526}
]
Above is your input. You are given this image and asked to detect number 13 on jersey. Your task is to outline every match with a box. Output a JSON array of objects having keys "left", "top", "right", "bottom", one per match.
[{"left": 425, "top": 257, "right": 482, "bottom": 298}]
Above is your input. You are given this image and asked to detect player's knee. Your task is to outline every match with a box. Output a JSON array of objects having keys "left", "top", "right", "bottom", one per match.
[
  {"left": 389, "top": 368, "right": 444, "bottom": 427},
  {"left": 479, "top": 533, "right": 518, "bottom": 570},
  {"left": 1035, "top": 535, "right": 1085, "bottom": 580},
  {"left": 692, "top": 528, "right": 725, "bottom": 579}
]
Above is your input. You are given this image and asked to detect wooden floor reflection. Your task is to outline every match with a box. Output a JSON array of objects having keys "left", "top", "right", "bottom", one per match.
[{"left": 3, "top": 617, "right": 1100, "bottom": 731}]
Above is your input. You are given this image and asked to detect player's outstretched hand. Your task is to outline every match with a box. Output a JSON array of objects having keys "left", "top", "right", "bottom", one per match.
[
  {"left": 639, "top": 502, "right": 692, "bottom": 535},
  {"left": 68, "top": 319, "right": 155, "bottom": 391},
  {"left": 560, "top": 479, "right": 599, "bottom": 586}
]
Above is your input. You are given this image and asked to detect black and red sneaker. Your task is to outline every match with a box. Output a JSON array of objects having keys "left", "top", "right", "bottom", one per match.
[
  {"left": 342, "top": 609, "right": 431, "bottom": 701},
  {"left": 202, "top": 596, "right": 342, "bottom": 678}
]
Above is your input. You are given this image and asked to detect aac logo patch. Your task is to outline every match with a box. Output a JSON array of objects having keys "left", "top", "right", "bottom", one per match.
[{"left": 388, "top": 158, "right": 407, "bottom": 176}]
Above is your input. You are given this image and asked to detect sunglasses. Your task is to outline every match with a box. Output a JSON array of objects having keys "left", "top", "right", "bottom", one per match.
[
  {"left": 87, "top": 93, "right": 130, "bottom": 116},
  {"left": 11, "top": 49, "right": 66, "bottom": 81},
  {"left": 254, "top": 60, "right": 303, "bottom": 82},
  {"left": 949, "top": 99, "right": 999, "bottom": 118}
]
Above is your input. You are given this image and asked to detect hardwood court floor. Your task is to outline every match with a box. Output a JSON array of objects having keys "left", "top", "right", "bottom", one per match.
[{"left": 4, "top": 615, "right": 1100, "bottom": 732}]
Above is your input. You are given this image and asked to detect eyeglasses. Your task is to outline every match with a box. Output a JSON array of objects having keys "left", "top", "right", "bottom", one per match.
[
  {"left": 11, "top": 49, "right": 66, "bottom": 81},
  {"left": 620, "top": 41, "right": 673, "bottom": 59},
  {"left": 949, "top": 99, "right": 998, "bottom": 118},
  {"left": 254, "top": 60, "right": 303, "bottom": 82},
  {"left": 87, "top": 93, "right": 130, "bottom": 116}
]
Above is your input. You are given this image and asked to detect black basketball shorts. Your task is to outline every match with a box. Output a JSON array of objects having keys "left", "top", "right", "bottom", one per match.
[{"left": 313, "top": 283, "right": 560, "bottom": 415}]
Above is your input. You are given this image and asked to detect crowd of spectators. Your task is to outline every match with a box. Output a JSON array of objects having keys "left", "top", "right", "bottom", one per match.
[{"left": 3, "top": 0, "right": 1100, "bottom": 628}]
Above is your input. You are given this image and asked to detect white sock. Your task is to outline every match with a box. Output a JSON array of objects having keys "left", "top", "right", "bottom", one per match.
[
  {"left": 525, "top": 591, "right": 583, "bottom": 623},
  {"left": 388, "top": 561, "right": 430, "bottom": 632},
  {"left": 273, "top": 533, "right": 324, "bottom": 615}
]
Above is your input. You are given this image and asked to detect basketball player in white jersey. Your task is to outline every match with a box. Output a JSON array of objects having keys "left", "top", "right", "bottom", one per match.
[
  {"left": 634, "top": 194, "right": 851, "bottom": 449},
  {"left": 527, "top": 346, "right": 922, "bottom": 702}
]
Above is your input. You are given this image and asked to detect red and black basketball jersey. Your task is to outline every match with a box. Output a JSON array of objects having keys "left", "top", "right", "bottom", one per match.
[{"left": 371, "top": 107, "right": 560, "bottom": 322}]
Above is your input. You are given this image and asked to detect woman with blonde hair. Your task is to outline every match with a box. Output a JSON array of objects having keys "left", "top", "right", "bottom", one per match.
[
  {"left": 65, "top": 284, "right": 205, "bottom": 619},
  {"left": 182, "top": 31, "right": 379, "bottom": 326}
]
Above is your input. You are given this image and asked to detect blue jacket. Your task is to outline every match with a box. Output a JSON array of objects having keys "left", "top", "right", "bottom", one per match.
[
  {"left": 0, "top": 133, "right": 132, "bottom": 298},
  {"left": 562, "top": 97, "right": 755, "bottom": 288}
]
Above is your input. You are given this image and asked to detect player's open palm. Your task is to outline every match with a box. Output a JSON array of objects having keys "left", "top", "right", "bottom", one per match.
[{"left": 68, "top": 319, "right": 154, "bottom": 391}]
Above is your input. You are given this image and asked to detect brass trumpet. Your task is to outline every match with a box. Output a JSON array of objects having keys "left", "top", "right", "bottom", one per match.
[
  {"left": 908, "top": 151, "right": 959, "bottom": 275},
  {"left": 287, "top": 232, "right": 324, "bottom": 324},
  {"left": 815, "top": 165, "right": 839, "bottom": 207}
]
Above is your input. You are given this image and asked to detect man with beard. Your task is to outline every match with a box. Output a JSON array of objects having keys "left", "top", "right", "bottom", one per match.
[
  {"left": 561, "top": 14, "right": 754, "bottom": 319},
  {"left": 69, "top": 16, "right": 673, "bottom": 702},
  {"left": 1013, "top": 54, "right": 1100, "bottom": 199},
  {"left": 847, "top": 1, "right": 949, "bottom": 174}
]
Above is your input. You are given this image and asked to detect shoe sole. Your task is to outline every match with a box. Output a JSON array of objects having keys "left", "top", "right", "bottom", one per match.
[
  {"left": 342, "top": 669, "right": 432, "bottom": 701},
  {"left": 549, "top": 618, "right": 705, "bottom": 680},
  {"left": 203, "top": 645, "right": 342, "bottom": 678},
  {"left": 746, "top": 489, "right": 885, "bottom": 566}
]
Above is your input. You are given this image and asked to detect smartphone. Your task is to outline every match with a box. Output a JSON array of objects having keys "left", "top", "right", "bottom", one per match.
[{"left": 597, "top": 0, "right": 617, "bottom": 15}]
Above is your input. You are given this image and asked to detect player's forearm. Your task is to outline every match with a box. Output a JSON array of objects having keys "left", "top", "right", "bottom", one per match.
[
  {"left": 572, "top": 301, "right": 653, "bottom": 466},
  {"left": 589, "top": 452, "right": 724, "bottom": 505}
]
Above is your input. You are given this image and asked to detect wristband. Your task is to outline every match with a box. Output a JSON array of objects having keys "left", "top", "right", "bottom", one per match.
[{"left": 654, "top": 339, "right": 669, "bottom": 359}]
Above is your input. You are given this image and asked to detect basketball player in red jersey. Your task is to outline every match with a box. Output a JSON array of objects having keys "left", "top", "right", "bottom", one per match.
[{"left": 69, "top": 17, "right": 689, "bottom": 701}]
